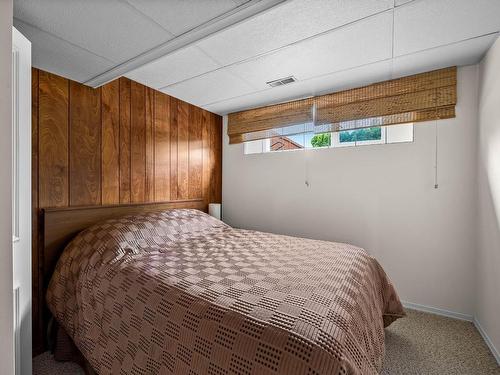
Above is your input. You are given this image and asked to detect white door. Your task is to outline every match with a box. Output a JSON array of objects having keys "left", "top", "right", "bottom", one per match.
[{"left": 12, "top": 27, "right": 32, "bottom": 375}]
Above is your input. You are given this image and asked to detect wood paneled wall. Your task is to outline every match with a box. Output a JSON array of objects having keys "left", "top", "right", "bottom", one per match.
[{"left": 31, "top": 68, "right": 222, "bottom": 354}]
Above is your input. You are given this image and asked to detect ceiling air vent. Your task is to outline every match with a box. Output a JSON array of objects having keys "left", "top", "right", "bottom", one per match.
[{"left": 266, "top": 76, "right": 297, "bottom": 87}]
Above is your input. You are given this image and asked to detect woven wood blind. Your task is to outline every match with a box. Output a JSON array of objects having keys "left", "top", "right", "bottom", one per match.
[
  {"left": 227, "top": 98, "right": 314, "bottom": 144},
  {"left": 227, "top": 66, "right": 457, "bottom": 144}
]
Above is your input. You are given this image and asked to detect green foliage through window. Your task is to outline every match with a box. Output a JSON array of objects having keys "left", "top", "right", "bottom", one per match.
[
  {"left": 310, "top": 133, "right": 331, "bottom": 147},
  {"left": 339, "top": 127, "right": 381, "bottom": 143}
]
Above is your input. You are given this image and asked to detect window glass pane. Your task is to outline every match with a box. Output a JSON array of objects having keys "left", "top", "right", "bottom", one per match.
[
  {"left": 340, "top": 127, "right": 382, "bottom": 143},
  {"left": 270, "top": 133, "right": 304, "bottom": 151},
  {"left": 244, "top": 139, "right": 264, "bottom": 154},
  {"left": 331, "top": 131, "right": 353, "bottom": 147},
  {"left": 386, "top": 123, "right": 414, "bottom": 143},
  {"left": 304, "top": 132, "right": 315, "bottom": 149},
  {"left": 263, "top": 138, "right": 271, "bottom": 152},
  {"left": 288, "top": 133, "right": 305, "bottom": 149},
  {"left": 310, "top": 133, "right": 331, "bottom": 148}
]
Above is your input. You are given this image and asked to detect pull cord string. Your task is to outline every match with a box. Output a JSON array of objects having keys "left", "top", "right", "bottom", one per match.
[
  {"left": 305, "top": 104, "right": 316, "bottom": 188},
  {"left": 434, "top": 119, "right": 439, "bottom": 189},
  {"left": 304, "top": 147, "right": 310, "bottom": 188},
  {"left": 433, "top": 82, "right": 439, "bottom": 190}
]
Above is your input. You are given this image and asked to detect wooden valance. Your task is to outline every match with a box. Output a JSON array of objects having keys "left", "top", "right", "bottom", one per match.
[{"left": 227, "top": 66, "right": 457, "bottom": 144}]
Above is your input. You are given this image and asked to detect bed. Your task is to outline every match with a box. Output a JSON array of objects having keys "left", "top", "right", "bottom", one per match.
[{"left": 45, "top": 208, "right": 404, "bottom": 375}]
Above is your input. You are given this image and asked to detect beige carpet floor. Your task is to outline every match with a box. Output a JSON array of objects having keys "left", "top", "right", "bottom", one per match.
[
  {"left": 33, "top": 309, "right": 499, "bottom": 375},
  {"left": 382, "top": 309, "right": 499, "bottom": 374}
]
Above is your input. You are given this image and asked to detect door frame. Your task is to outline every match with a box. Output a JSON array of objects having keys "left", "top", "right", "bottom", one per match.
[{"left": 12, "top": 26, "right": 32, "bottom": 375}]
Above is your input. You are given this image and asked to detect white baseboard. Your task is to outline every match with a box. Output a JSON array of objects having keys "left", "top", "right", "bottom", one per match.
[
  {"left": 473, "top": 317, "right": 500, "bottom": 366},
  {"left": 402, "top": 301, "right": 473, "bottom": 321},
  {"left": 401, "top": 301, "right": 500, "bottom": 366}
]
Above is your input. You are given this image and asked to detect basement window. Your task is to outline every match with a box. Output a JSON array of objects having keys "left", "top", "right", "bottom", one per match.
[{"left": 244, "top": 123, "right": 414, "bottom": 154}]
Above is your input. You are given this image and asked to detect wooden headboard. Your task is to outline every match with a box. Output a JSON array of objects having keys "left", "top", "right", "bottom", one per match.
[{"left": 40, "top": 199, "right": 206, "bottom": 347}]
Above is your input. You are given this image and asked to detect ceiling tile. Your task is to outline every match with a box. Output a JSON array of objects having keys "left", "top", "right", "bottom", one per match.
[
  {"left": 196, "top": 0, "right": 394, "bottom": 66},
  {"left": 14, "top": 19, "right": 115, "bottom": 83},
  {"left": 124, "top": 0, "right": 242, "bottom": 36},
  {"left": 203, "top": 60, "right": 395, "bottom": 114},
  {"left": 125, "top": 46, "right": 220, "bottom": 90},
  {"left": 392, "top": 33, "right": 498, "bottom": 76},
  {"left": 394, "top": 0, "right": 500, "bottom": 56},
  {"left": 162, "top": 69, "right": 257, "bottom": 107},
  {"left": 14, "top": 0, "right": 173, "bottom": 64},
  {"left": 228, "top": 12, "right": 393, "bottom": 91}
]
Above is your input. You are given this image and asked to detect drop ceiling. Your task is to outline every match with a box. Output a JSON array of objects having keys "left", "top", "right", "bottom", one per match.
[{"left": 14, "top": 0, "right": 500, "bottom": 115}]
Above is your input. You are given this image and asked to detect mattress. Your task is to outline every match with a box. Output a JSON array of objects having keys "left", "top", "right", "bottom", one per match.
[{"left": 47, "top": 209, "right": 404, "bottom": 375}]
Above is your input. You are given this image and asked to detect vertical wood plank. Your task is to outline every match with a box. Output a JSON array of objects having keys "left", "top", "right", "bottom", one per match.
[
  {"left": 210, "top": 113, "right": 223, "bottom": 203},
  {"left": 101, "top": 80, "right": 120, "bottom": 204},
  {"left": 201, "top": 109, "right": 211, "bottom": 208},
  {"left": 119, "top": 77, "right": 131, "bottom": 203},
  {"left": 170, "top": 98, "right": 178, "bottom": 200},
  {"left": 188, "top": 106, "right": 203, "bottom": 199},
  {"left": 177, "top": 100, "right": 189, "bottom": 200},
  {"left": 154, "top": 92, "right": 170, "bottom": 202},
  {"left": 214, "top": 114, "right": 223, "bottom": 203},
  {"left": 145, "top": 87, "right": 154, "bottom": 202},
  {"left": 69, "top": 81, "right": 101, "bottom": 206},
  {"left": 130, "top": 81, "right": 146, "bottom": 203},
  {"left": 38, "top": 71, "right": 69, "bottom": 208},
  {"left": 37, "top": 70, "right": 69, "bottom": 354}
]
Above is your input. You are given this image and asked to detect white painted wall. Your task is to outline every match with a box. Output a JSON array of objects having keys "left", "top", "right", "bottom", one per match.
[
  {"left": 223, "top": 66, "right": 479, "bottom": 316},
  {"left": 477, "top": 36, "right": 500, "bottom": 359},
  {"left": 0, "top": 0, "right": 15, "bottom": 374}
]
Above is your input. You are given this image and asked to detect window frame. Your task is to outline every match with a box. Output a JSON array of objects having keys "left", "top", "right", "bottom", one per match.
[{"left": 243, "top": 123, "right": 414, "bottom": 154}]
